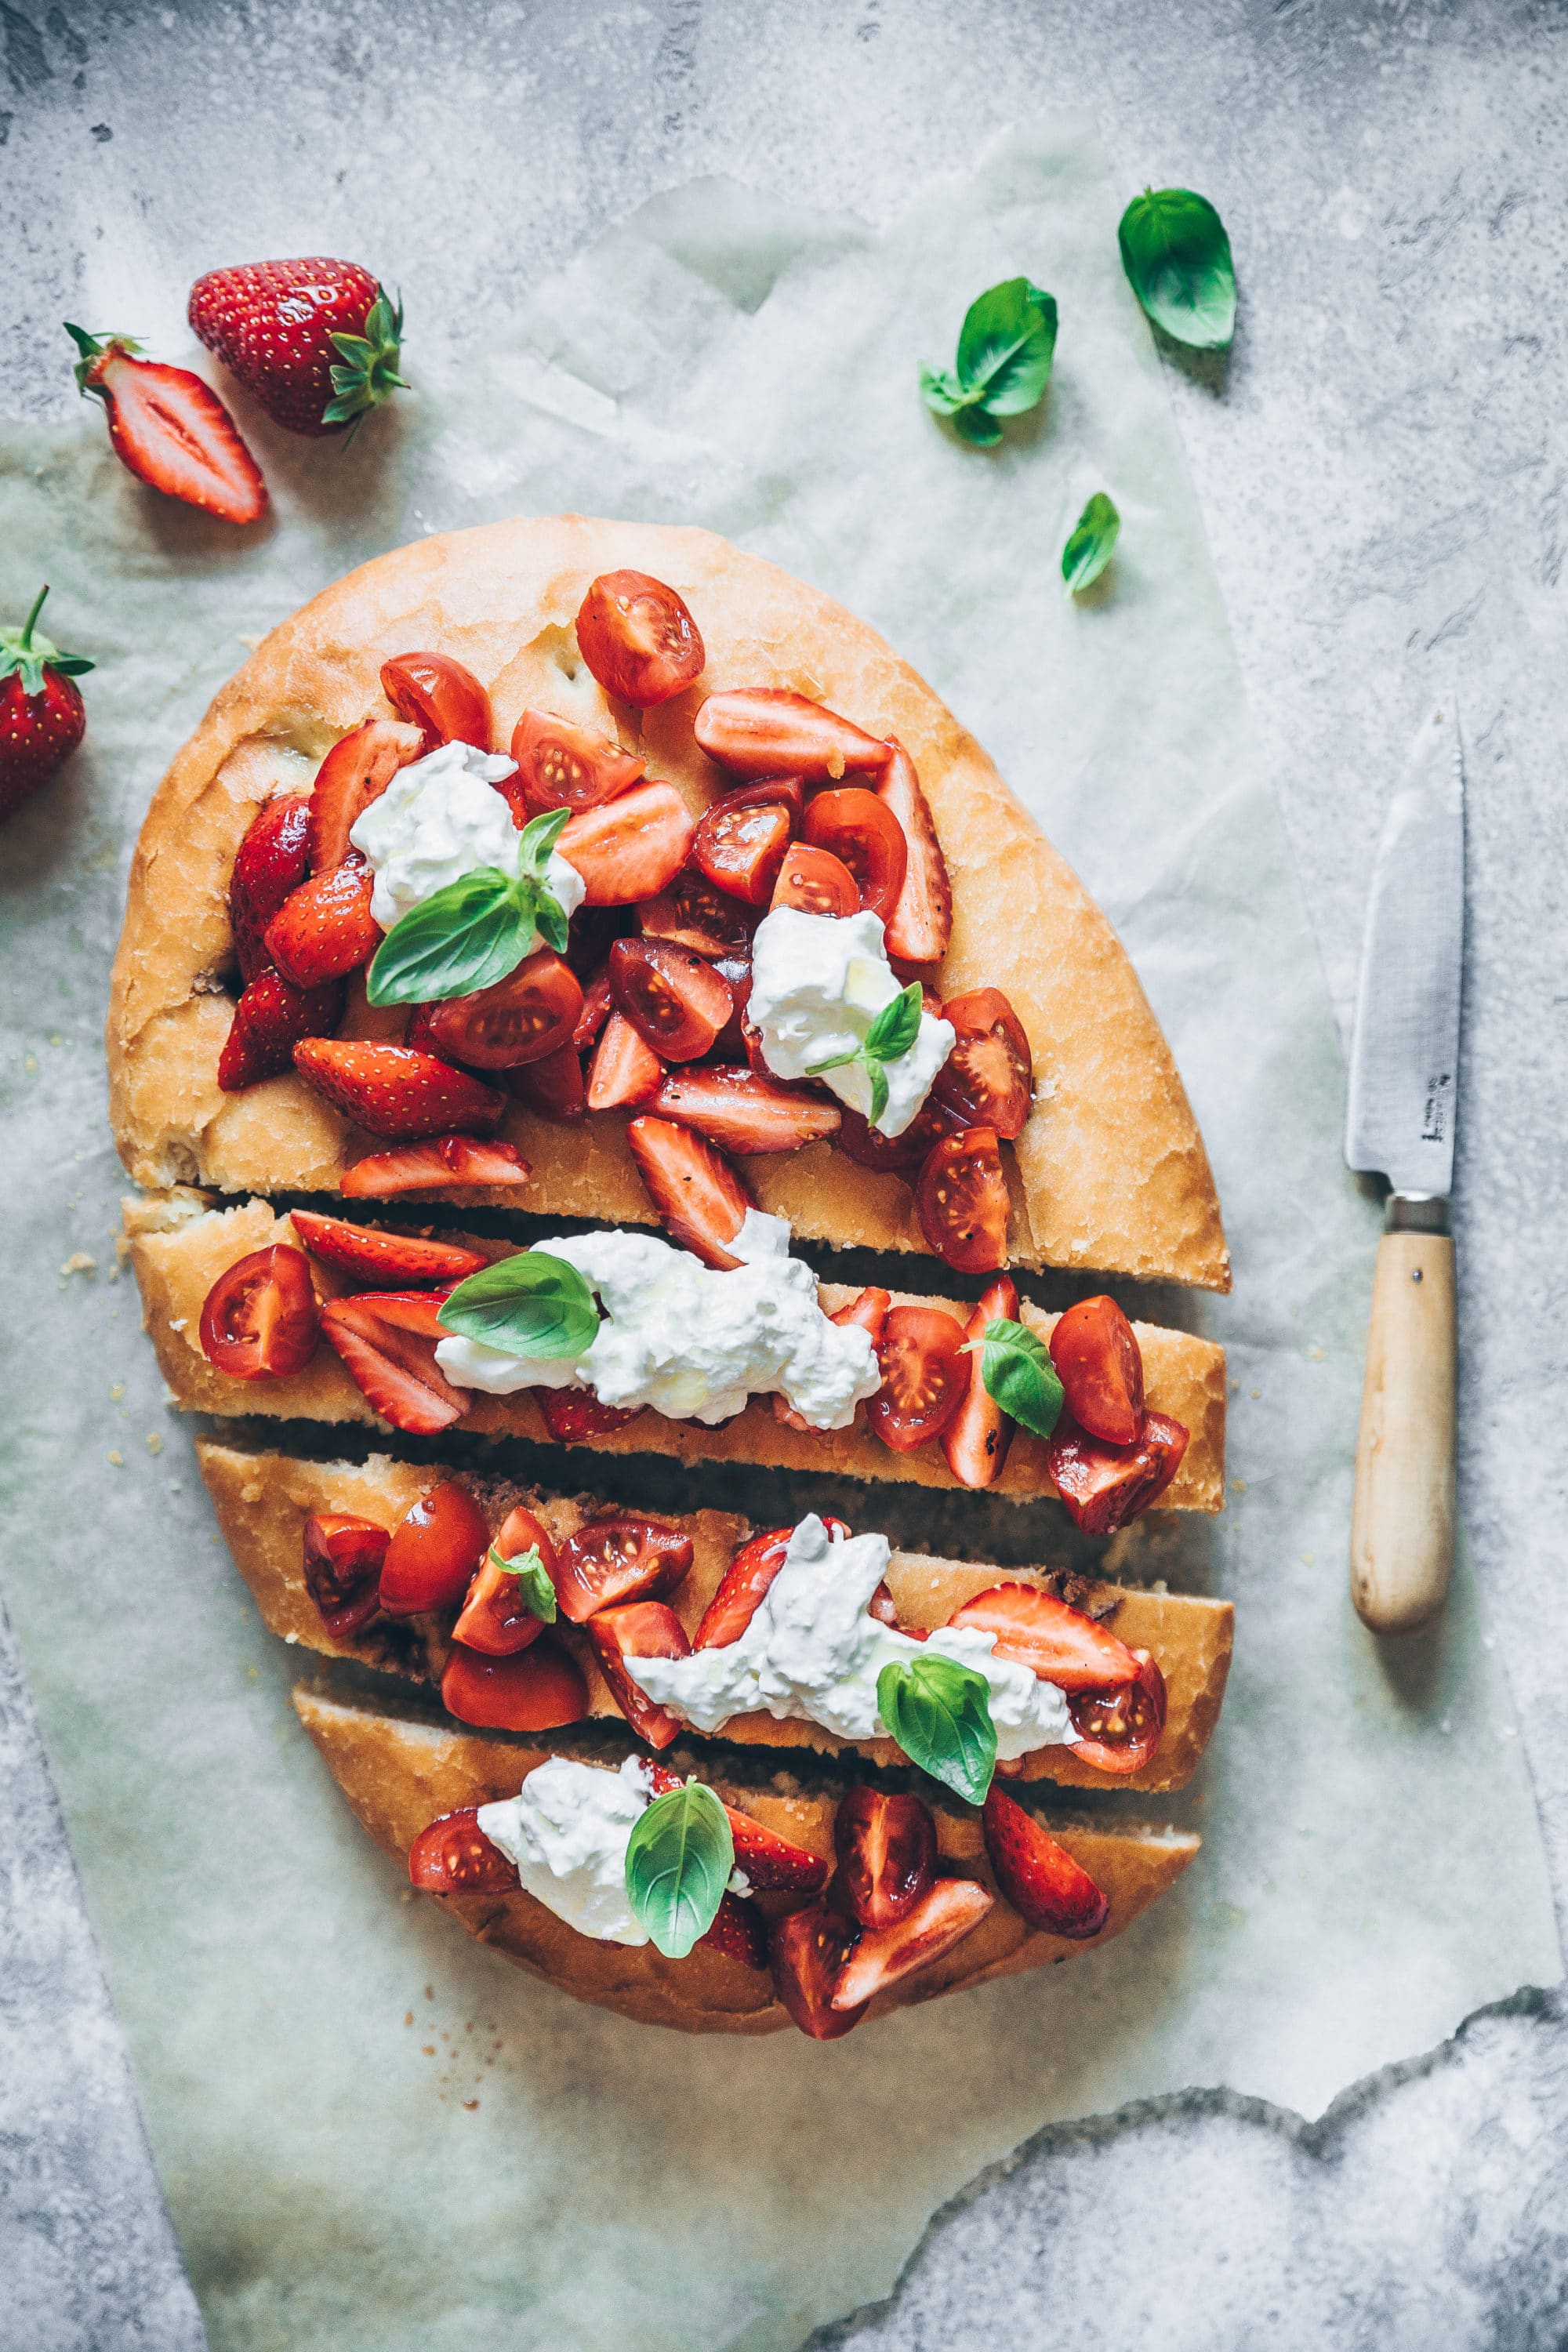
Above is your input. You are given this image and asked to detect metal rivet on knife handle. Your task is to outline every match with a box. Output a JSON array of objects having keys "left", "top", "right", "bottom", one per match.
[{"left": 1349, "top": 1192, "right": 1456, "bottom": 1635}]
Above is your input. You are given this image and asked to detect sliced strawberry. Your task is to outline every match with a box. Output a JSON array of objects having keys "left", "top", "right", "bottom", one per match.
[
  {"left": 216, "top": 967, "right": 344, "bottom": 1091},
  {"left": 945, "top": 1583, "right": 1143, "bottom": 1693},
  {"left": 572, "top": 967, "right": 615, "bottom": 1051},
  {"left": 769, "top": 1904, "right": 865, "bottom": 2039},
  {"left": 1046, "top": 1410, "right": 1189, "bottom": 1534},
  {"left": 408, "top": 1807, "right": 522, "bottom": 1897},
  {"left": 652, "top": 1065, "right": 841, "bottom": 1156},
  {"left": 637, "top": 865, "right": 754, "bottom": 958},
  {"left": 509, "top": 706, "right": 645, "bottom": 818},
  {"left": 441, "top": 1639, "right": 589, "bottom": 1734},
  {"left": 535, "top": 1388, "right": 644, "bottom": 1443},
  {"left": 980, "top": 1788, "right": 1110, "bottom": 1938},
  {"left": 698, "top": 1890, "right": 767, "bottom": 1969},
  {"left": 380, "top": 652, "right": 490, "bottom": 756},
  {"left": 307, "top": 717, "right": 425, "bottom": 875},
  {"left": 339, "top": 1134, "right": 530, "bottom": 1196},
  {"left": 294, "top": 1039, "right": 505, "bottom": 1139},
  {"left": 505, "top": 1042, "right": 588, "bottom": 1123},
  {"left": 695, "top": 689, "right": 891, "bottom": 782},
  {"left": 289, "top": 1208, "right": 486, "bottom": 1289},
  {"left": 691, "top": 788, "right": 796, "bottom": 906},
  {"left": 830, "top": 1876, "right": 993, "bottom": 2009},
  {"left": 586, "top": 1602, "right": 690, "bottom": 1751},
  {"left": 833, "top": 1788, "right": 937, "bottom": 1930},
  {"left": 263, "top": 855, "right": 381, "bottom": 988},
  {"left": 626, "top": 1115, "right": 754, "bottom": 1269},
  {"left": 558, "top": 780, "right": 695, "bottom": 905},
  {"left": 302, "top": 1512, "right": 390, "bottom": 1639},
  {"left": 874, "top": 738, "right": 951, "bottom": 962},
  {"left": 610, "top": 938, "right": 735, "bottom": 1061},
  {"left": 585, "top": 1012, "right": 665, "bottom": 1111},
  {"left": 319, "top": 1294, "right": 467, "bottom": 1434},
  {"left": 552, "top": 1515, "right": 695, "bottom": 1623},
  {"left": 379, "top": 1481, "right": 491, "bottom": 1613},
  {"left": 1048, "top": 1296, "right": 1146, "bottom": 1446},
  {"left": 942, "top": 1275, "right": 1019, "bottom": 1491},
  {"left": 726, "top": 1811, "right": 831, "bottom": 1895},
  {"left": 692, "top": 1518, "right": 851, "bottom": 1650},
  {"left": 230, "top": 793, "right": 312, "bottom": 982},
  {"left": 1066, "top": 1653, "right": 1167, "bottom": 1776},
  {"left": 66, "top": 325, "right": 266, "bottom": 524},
  {"left": 866, "top": 1579, "right": 911, "bottom": 1630}
]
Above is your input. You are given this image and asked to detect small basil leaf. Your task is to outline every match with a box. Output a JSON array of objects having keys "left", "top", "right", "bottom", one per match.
[
  {"left": 365, "top": 867, "right": 528, "bottom": 1007},
  {"left": 865, "top": 1056, "right": 890, "bottom": 1131},
  {"left": 951, "top": 404, "right": 1004, "bottom": 448},
  {"left": 953, "top": 277, "right": 1058, "bottom": 416},
  {"left": 624, "top": 1780, "right": 733, "bottom": 1958},
  {"left": 917, "top": 364, "right": 967, "bottom": 417},
  {"left": 864, "top": 981, "right": 923, "bottom": 1065},
  {"left": 437, "top": 1249, "right": 600, "bottom": 1359},
  {"left": 1117, "top": 188, "right": 1236, "bottom": 350},
  {"left": 964, "top": 1318, "right": 1065, "bottom": 1439},
  {"left": 805, "top": 1045, "right": 864, "bottom": 1077},
  {"left": 1062, "top": 492, "right": 1121, "bottom": 595},
  {"left": 486, "top": 1542, "right": 557, "bottom": 1623},
  {"left": 877, "top": 1655, "right": 997, "bottom": 1806},
  {"left": 517, "top": 805, "right": 572, "bottom": 881}
]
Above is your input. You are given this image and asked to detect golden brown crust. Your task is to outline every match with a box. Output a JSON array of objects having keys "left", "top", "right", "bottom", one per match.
[
  {"left": 293, "top": 1685, "right": 1202, "bottom": 2035},
  {"left": 131, "top": 1194, "right": 1228, "bottom": 1512},
  {"left": 198, "top": 1442, "right": 1232, "bottom": 1795},
  {"left": 107, "top": 514, "right": 1229, "bottom": 1289}
]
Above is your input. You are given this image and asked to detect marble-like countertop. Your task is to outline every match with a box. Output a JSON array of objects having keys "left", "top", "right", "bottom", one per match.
[{"left": 3, "top": 2, "right": 1566, "bottom": 2344}]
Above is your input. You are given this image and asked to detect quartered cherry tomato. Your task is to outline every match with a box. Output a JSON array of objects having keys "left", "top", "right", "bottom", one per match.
[
  {"left": 609, "top": 937, "right": 735, "bottom": 1061},
  {"left": 1046, "top": 1410, "right": 1189, "bottom": 1534},
  {"left": 637, "top": 864, "right": 755, "bottom": 958},
  {"left": 833, "top": 1786, "right": 937, "bottom": 1931},
  {"left": 508, "top": 706, "right": 644, "bottom": 817},
  {"left": 575, "top": 571, "right": 705, "bottom": 707},
  {"left": 768, "top": 1904, "right": 865, "bottom": 2040},
  {"left": 835, "top": 1094, "right": 961, "bottom": 1174},
  {"left": 378, "top": 1481, "right": 490, "bottom": 1616},
  {"left": 302, "top": 1512, "right": 390, "bottom": 1639},
  {"left": 505, "top": 1041, "right": 587, "bottom": 1123},
  {"left": 379, "top": 652, "right": 492, "bottom": 755},
  {"left": 441, "top": 1638, "right": 589, "bottom": 1733},
  {"left": 867, "top": 1305, "right": 969, "bottom": 1452},
  {"left": 451, "top": 1506, "right": 558, "bottom": 1656},
  {"left": 554, "top": 1515, "right": 695, "bottom": 1622},
  {"left": 933, "top": 988, "right": 1033, "bottom": 1138},
  {"left": 915, "top": 1126, "right": 1010, "bottom": 1273},
  {"left": 1066, "top": 1653, "right": 1167, "bottom": 1777},
  {"left": 408, "top": 1806, "right": 522, "bottom": 1897},
  {"left": 199, "top": 1244, "right": 320, "bottom": 1380},
  {"left": 586, "top": 1601, "right": 691, "bottom": 1748},
  {"left": 769, "top": 841, "right": 859, "bottom": 918},
  {"left": 803, "top": 788, "right": 908, "bottom": 923},
  {"left": 420, "top": 949, "right": 584, "bottom": 1070},
  {"left": 1048, "top": 1295, "right": 1145, "bottom": 1446},
  {"left": 559, "top": 780, "right": 695, "bottom": 905},
  {"left": 692, "top": 785, "right": 797, "bottom": 906}
]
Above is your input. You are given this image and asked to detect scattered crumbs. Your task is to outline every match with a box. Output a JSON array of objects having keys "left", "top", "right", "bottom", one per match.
[
  {"left": 1228, "top": 1377, "right": 1240, "bottom": 1394},
  {"left": 107, "top": 1450, "right": 124, "bottom": 1468},
  {"left": 109, "top": 1382, "right": 125, "bottom": 1403},
  {"left": 404, "top": 2011, "right": 414, "bottom": 2027},
  {"left": 1230, "top": 1478, "right": 1247, "bottom": 1494},
  {"left": 237, "top": 631, "right": 267, "bottom": 651},
  {"left": 60, "top": 1252, "right": 97, "bottom": 1278},
  {"left": 24, "top": 1052, "right": 37, "bottom": 1074},
  {"left": 1306, "top": 1345, "right": 1326, "bottom": 1361},
  {"left": 146, "top": 1431, "right": 162, "bottom": 1456},
  {"left": 422, "top": 2045, "right": 435, "bottom": 2058},
  {"left": 464, "top": 2020, "right": 474, "bottom": 2034},
  {"left": 49, "top": 1032, "right": 64, "bottom": 1047},
  {"left": 1301, "top": 1551, "right": 1316, "bottom": 1566},
  {"left": 1250, "top": 1387, "right": 1261, "bottom": 1400},
  {"left": 424, "top": 1984, "right": 435, "bottom": 2000},
  {"left": 168, "top": 1479, "right": 183, "bottom": 1495},
  {"left": 463, "top": 2100, "right": 480, "bottom": 2112},
  {"left": 245, "top": 1665, "right": 259, "bottom": 1684},
  {"left": 106, "top": 1263, "right": 119, "bottom": 1283},
  {"left": 115, "top": 1234, "right": 132, "bottom": 1265},
  {"left": 439, "top": 2029, "right": 450, "bottom": 2042}
]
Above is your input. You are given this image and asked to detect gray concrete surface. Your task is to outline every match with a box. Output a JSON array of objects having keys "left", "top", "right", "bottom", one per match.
[{"left": 4, "top": 0, "right": 1568, "bottom": 2345}]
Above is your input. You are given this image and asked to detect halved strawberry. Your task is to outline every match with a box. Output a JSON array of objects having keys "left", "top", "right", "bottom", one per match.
[
  {"left": 981, "top": 1788, "right": 1110, "bottom": 1939},
  {"left": 505, "top": 1043, "right": 587, "bottom": 1123},
  {"left": 289, "top": 1208, "right": 487, "bottom": 1289},
  {"left": 829, "top": 1877, "right": 993, "bottom": 2009},
  {"left": 534, "top": 1388, "right": 645, "bottom": 1443},
  {"left": 586, "top": 1012, "right": 665, "bottom": 1111},
  {"left": 553, "top": 1516, "right": 694, "bottom": 1623},
  {"left": 694, "top": 689, "right": 891, "bottom": 782},
  {"left": 626, "top": 1115, "right": 754, "bottom": 1269},
  {"left": 652, "top": 1066, "right": 841, "bottom": 1156},
  {"left": 879, "top": 739, "right": 952, "bottom": 965},
  {"left": 941, "top": 1275, "right": 1018, "bottom": 1491},
  {"left": 769, "top": 1904, "right": 865, "bottom": 2039},
  {"left": 698, "top": 1891, "right": 767, "bottom": 1970},
  {"left": 644, "top": 1766, "right": 830, "bottom": 1893},
  {"left": 263, "top": 855, "right": 380, "bottom": 987},
  {"left": 318, "top": 1293, "right": 467, "bottom": 1434},
  {"left": 307, "top": 717, "right": 426, "bottom": 875},
  {"left": 66, "top": 325, "right": 267, "bottom": 524},
  {"left": 692, "top": 1519, "right": 851, "bottom": 1650},
  {"left": 294, "top": 1040, "right": 505, "bottom": 1139},
  {"left": 585, "top": 1601, "right": 690, "bottom": 1751},
  {"left": 216, "top": 967, "right": 344, "bottom": 1091},
  {"left": 558, "top": 780, "right": 694, "bottom": 906},
  {"left": 230, "top": 793, "right": 311, "bottom": 982},
  {"left": 339, "top": 1134, "right": 530, "bottom": 1196},
  {"left": 833, "top": 1787, "right": 937, "bottom": 1930},
  {"left": 1046, "top": 1410, "right": 1189, "bottom": 1534},
  {"left": 773, "top": 1288, "right": 886, "bottom": 1432},
  {"left": 945, "top": 1583, "right": 1142, "bottom": 1693}
]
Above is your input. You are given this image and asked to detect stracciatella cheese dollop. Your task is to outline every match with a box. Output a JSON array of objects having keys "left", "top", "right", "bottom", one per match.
[
  {"left": 747, "top": 906, "right": 954, "bottom": 1138},
  {"left": 434, "top": 1214, "right": 881, "bottom": 1429},
  {"left": 349, "top": 739, "right": 586, "bottom": 935},
  {"left": 627, "top": 1515, "right": 1076, "bottom": 1759}
]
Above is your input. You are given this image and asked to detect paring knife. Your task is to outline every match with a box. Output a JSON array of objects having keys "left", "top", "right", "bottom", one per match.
[{"left": 1345, "top": 701, "right": 1465, "bottom": 1635}]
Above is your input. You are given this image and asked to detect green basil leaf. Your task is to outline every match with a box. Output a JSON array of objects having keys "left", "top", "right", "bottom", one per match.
[
  {"left": 1062, "top": 492, "right": 1121, "bottom": 595},
  {"left": 1117, "top": 188, "right": 1236, "bottom": 350},
  {"left": 953, "top": 277, "right": 1058, "bottom": 415},
  {"left": 950, "top": 403, "right": 1004, "bottom": 448},
  {"left": 964, "top": 1318, "right": 1065, "bottom": 1439},
  {"left": 864, "top": 981, "right": 923, "bottom": 1065},
  {"left": 485, "top": 1542, "right": 557, "bottom": 1623},
  {"left": 917, "top": 363, "right": 967, "bottom": 417},
  {"left": 865, "top": 1056, "right": 890, "bottom": 1131},
  {"left": 517, "top": 805, "right": 572, "bottom": 881},
  {"left": 437, "top": 1249, "right": 600, "bottom": 1359},
  {"left": 624, "top": 1780, "right": 733, "bottom": 1958},
  {"left": 877, "top": 1654, "right": 997, "bottom": 1806},
  {"left": 532, "top": 887, "right": 569, "bottom": 956},
  {"left": 805, "top": 1045, "right": 864, "bottom": 1077},
  {"left": 365, "top": 867, "right": 529, "bottom": 1007}
]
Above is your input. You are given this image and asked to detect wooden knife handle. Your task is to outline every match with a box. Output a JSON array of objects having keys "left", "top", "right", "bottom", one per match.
[{"left": 1349, "top": 1200, "right": 1456, "bottom": 1635}]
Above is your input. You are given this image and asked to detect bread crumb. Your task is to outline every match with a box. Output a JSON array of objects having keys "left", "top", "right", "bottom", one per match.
[
  {"left": 107, "top": 1450, "right": 124, "bottom": 1468},
  {"left": 147, "top": 1432, "right": 162, "bottom": 1456},
  {"left": 463, "top": 2099, "right": 480, "bottom": 2111},
  {"left": 109, "top": 1381, "right": 125, "bottom": 1402},
  {"left": 405, "top": 2012, "right": 414, "bottom": 2027},
  {"left": 61, "top": 1252, "right": 96, "bottom": 1278},
  {"left": 422, "top": 2045, "right": 435, "bottom": 2057}
]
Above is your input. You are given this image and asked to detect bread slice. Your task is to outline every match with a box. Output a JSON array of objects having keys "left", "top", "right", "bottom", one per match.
[
  {"left": 133, "top": 1194, "right": 1228, "bottom": 1513},
  {"left": 294, "top": 1683, "right": 1202, "bottom": 2035},
  {"left": 198, "top": 1442, "right": 1232, "bottom": 1795},
  {"left": 106, "top": 514, "right": 1229, "bottom": 1290}
]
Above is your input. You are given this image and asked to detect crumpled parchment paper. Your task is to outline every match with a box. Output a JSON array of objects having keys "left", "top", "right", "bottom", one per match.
[{"left": 0, "top": 113, "right": 1557, "bottom": 2352}]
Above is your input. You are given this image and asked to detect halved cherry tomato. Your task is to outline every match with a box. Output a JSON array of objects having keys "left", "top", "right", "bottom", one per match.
[
  {"left": 378, "top": 1481, "right": 490, "bottom": 1616},
  {"left": 980, "top": 1787, "right": 1110, "bottom": 1938},
  {"left": 610, "top": 937, "right": 735, "bottom": 1061},
  {"left": 835, "top": 1094, "right": 962, "bottom": 1174},
  {"left": 867, "top": 1305, "right": 969, "bottom": 1453},
  {"left": 1046, "top": 1410, "right": 1189, "bottom": 1533},
  {"left": 553, "top": 1515, "right": 694, "bottom": 1623},
  {"left": 586, "top": 1011, "right": 665, "bottom": 1109},
  {"left": 380, "top": 652, "right": 491, "bottom": 755},
  {"left": 804, "top": 788, "right": 908, "bottom": 924},
  {"left": 833, "top": 1787, "right": 937, "bottom": 1931},
  {"left": 694, "top": 688, "right": 891, "bottom": 782},
  {"left": 1048, "top": 1295, "right": 1145, "bottom": 1446},
  {"left": 575, "top": 571, "right": 705, "bottom": 708},
  {"left": 693, "top": 1517, "right": 853, "bottom": 1650},
  {"left": 505, "top": 1041, "right": 588, "bottom": 1123},
  {"left": 451, "top": 1505, "right": 557, "bottom": 1656},
  {"left": 586, "top": 1601, "right": 691, "bottom": 1748},
  {"left": 318, "top": 1294, "right": 467, "bottom": 1435},
  {"left": 652, "top": 1065, "right": 841, "bottom": 1155},
  {"left": 1066, "top": 1653, "right": 1167, "bottom": 1776},
  {"left": 558, "top": 780, "right": 695, "bottom": 905},
  {"left": 637, "top": 865, "right": 754, "bottom": 958},
  {"left": 535, "top": 1388, "right": 644, "bottom": 1443},
  {"left": 879, "top": 740, "right": 952, "bottom": 964},
  {"left": 769, "top": 842, "right": 860, "bottom": 918},
  {"left": 441, "top": 1637, "right": 589, "bottom": 1733},
  {"left": 199, "top": 1244, "right": 321, "bottom": 1380},
  {"left": 302, "top": 1512, "right": 389, "bottom": 1639},
  {"left": 830, "top": 1878, "right": 993, "bottom": 2009},
  {"left": 915, "top": 1125, "right": 1010, "bottom": 1273},
  {"left": 769, "top": 1904, "right": 866, "bottom": 2039},
  {"left": 692, "top": 789, "right": 795, "bottom": 906},
  {"left": 942, "top": 1275, "right": 1019, "bottom": 1490},
  {"left": 933, "top": 989, "right": 1033, "bottom": 1139},
  {"left": 508, "top": 706, "right": 644, "bottom": 817},
  {"left": 946, "top": 1581, "right": 1143, "bottom": 1693},
  {"left": 710, "top": 954, "right": 752, "bottom": 1059},
  {"left": 626, "top": 1115, "right": 753, "bottom": 1268},
  {"left": 408, "top": 1806, "right": 522, "bottom": 1897},
  {"left": 421, "top": 949, "right": 584, "bottom": 1070},
  {"left": 307, "top": 717, "right": 425, "bottom": 875}
]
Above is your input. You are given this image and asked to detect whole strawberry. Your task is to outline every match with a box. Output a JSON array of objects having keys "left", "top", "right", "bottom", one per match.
[
  {"left": 0, "top": 586, "right": 93, "bottom": 824},
  {"left": 188, "top": 259, "right": 408, "bottom": 437}
]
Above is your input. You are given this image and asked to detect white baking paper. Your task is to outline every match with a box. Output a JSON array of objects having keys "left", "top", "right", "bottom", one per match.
[{"left": 0, "top": 113, "right": 1557, "bottom": 2352}]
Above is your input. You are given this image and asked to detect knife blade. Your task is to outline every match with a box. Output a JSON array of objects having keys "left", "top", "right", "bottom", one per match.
[{"left": 1345, "top": 701, "right": 1464, "bottom": 1637}]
